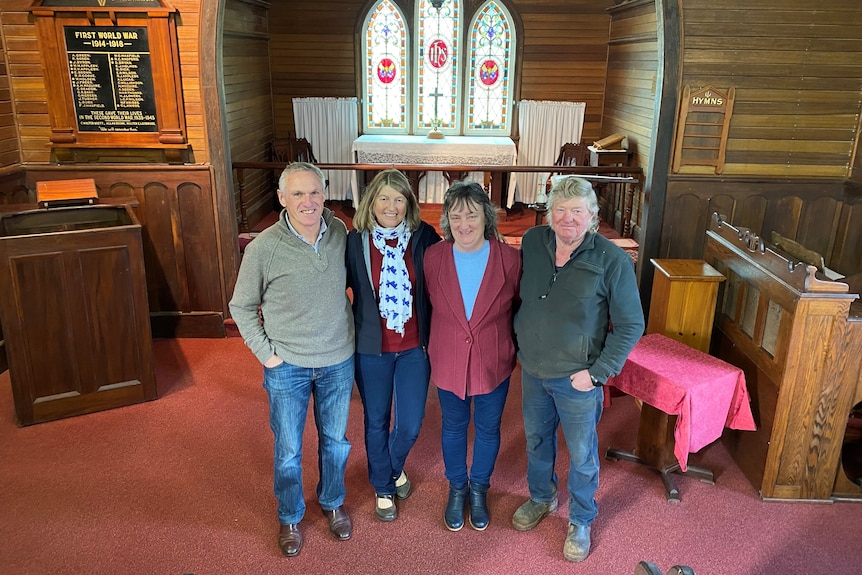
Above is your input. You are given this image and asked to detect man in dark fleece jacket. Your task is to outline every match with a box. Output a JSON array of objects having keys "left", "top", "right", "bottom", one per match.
[{"left": 511, "top": 176, "right": 644, "bottom": 563}]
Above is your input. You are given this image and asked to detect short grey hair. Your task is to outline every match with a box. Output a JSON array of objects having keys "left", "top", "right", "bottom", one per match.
[{"left": 545, "top": 176, "right": 600, "bottom": 233}]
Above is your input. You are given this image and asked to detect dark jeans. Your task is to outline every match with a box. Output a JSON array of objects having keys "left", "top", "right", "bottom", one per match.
[
  {"left": 437, "top": 377, "right": 510, "bottom": 488},
  {"left": 355, "top": 346, "right": 430, "bottom": 495}
]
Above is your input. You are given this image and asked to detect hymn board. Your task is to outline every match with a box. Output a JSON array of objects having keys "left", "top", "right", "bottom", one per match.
[{"left": 30, "top": 0, "right": 188, "bottom": 163}]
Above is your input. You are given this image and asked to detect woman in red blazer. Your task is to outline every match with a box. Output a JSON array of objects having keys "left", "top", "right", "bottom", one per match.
[{"left": 424, "top": 181, "right": 521, "bottom": 532}]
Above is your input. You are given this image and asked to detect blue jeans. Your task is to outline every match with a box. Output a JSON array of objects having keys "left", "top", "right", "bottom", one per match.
[
  {"left": 262, "top": 356, "right": 353, "bottom": 525},
  {"left": 355, "top": 346, "right": 430, "bottom": 495},
  {"left": 520, "top": 368, "right": 604, "bottom": 526},
  {"left": 438, "top": 377, "right": 510, "bottom": 488}
]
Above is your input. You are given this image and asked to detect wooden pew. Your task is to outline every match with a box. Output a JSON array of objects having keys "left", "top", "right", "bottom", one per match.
[{"left": 704, "top": 213, "right": 862, "bottom": 501}]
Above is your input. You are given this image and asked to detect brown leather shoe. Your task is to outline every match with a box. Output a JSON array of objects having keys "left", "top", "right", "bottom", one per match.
[
  {"left": 278, "top": 523, "right": 302, "bottom": 557},
  {"left": 323, "top": 505, "right": 352, "bottom": 541}
]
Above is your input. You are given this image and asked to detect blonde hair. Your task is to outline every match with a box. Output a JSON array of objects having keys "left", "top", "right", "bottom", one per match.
[{"left": 353, "top": 169, "right": 422, "bottom": 232}]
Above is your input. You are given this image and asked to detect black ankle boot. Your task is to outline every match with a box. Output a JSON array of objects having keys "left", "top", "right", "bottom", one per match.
[
  {"left": 444, "top": 484, "right": 469, "bottom": 531},
  {"left": 469, "top": 483, "right": 489, "bottom": 530}
]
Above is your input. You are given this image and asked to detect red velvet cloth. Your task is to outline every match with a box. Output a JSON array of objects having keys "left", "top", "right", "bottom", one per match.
[{"left": 608, "top": 333, "right": 756, "bottom": 471}]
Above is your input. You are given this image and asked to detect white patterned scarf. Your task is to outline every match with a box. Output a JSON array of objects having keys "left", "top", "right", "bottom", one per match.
[{"left": 372, "top": 221, "right": 413, "bottom": 335}]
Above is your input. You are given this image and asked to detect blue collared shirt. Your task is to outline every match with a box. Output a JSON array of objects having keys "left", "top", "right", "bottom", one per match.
[{"left": 283, "top": 212, "right": 327, "bottom": 253}]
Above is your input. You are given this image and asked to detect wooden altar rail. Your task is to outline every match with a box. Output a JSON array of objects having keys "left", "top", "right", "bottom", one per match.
[{"left": 231, "top": 161, "right": 643, "bottom": 236}]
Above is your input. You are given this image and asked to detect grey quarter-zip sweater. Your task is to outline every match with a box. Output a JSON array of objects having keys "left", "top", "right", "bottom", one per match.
[{"left": 229, "top": 208, "right": 355, "bottom": 368}]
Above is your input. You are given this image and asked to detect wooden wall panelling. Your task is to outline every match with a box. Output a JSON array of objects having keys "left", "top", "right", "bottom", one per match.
[
  {"left": 604, "top": 0, "right": 657, "bottom": 179},
  {"left": 662, "top": 177, "right": 862, "bottom": 277},
  {"left": 735, "top": 193, "right": 768, "bottom": 234},
  {"left": 830, "top": 191, "right": 862, "bottom": 277},
  {"left": 0, "top": 318, "right": 5, "bottom": 374},
  {"left": 760, "top": 195, "right": 803, "bottom": 242},
  {"left": 706, "top": 193, "right": 737, "bottom": 227},
  {"left": 517, "top": 1, "right": 613, "bottom": 144},
  {"left": 0, "top": 165, "right": 27, "bottom": 370},
  {"left": 793, "top": 196, "right": 843, "bottom": 263},
  {"left": 656, "top": 191, "right": 703, "bottom": 259},
  {"left": 0, "top": 164, "right": 28, "bottom": 204},
  {"left": 171, "top": 0, "right": 206, "bottom": 163},
  {"left": 1, "top": 9, "right": 49, "bottom": 164},
  {"left": 223, "top": 0, "right": 274, "bottom": 231},
  {"left": 0, "top": 17, "right": 22, "bottom": 168},
  {"left": 852, "top": 106, "right": 862, "bottom": 183},
  {"left": 679, "top": 1, "right": 862, "bottom": 179},
  {"left": 140, "top": 181, "right": 191, "bottom": 312},
  {"left": 174, "top": 178, "right": 223, "bottom": 314},
  {"left": 24, "top": 166, "right": 225, "bottom": 338},
  {"left": 0, "top": 1, "right": 208, "bottom": 165},
  {"left": 269, "top": 0, "right": 361, "bottom": 138}
]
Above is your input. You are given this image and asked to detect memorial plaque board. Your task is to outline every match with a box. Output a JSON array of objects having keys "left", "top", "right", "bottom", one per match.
[
  {"left": 64, "top": 26, "right": 158, "bottom": 133},
  {"left": 31, "top": 0, "right": 189, "bottom": 161}
]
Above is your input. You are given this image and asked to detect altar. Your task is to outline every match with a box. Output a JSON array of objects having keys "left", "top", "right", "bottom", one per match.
[{"left": 351, "top": 135, "right": 516, "bottom": 203}]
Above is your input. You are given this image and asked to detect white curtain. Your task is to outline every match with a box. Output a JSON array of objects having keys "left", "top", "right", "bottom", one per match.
[
  {"left": 507, "top": 100, "right": 586, "bottom": 207},
  {"left": 292, "top": 97, "right": 359, "bottom": 201}
]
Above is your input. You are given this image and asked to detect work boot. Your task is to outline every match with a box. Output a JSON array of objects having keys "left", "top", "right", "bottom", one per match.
[
  {"left": 563, "top": 523, "right": 591, "bottom": 562},
  {"left": 511, "top": 496, "right": 558, "bottom": 531}
]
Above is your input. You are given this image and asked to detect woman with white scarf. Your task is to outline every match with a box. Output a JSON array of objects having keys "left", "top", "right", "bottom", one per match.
[{"left": 346, "top": 169, "right": 441, "bottom": 522}]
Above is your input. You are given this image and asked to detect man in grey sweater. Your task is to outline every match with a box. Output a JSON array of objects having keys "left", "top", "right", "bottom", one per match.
[{"left": 229, "top": 162, "right": 355, "bottom": 558}]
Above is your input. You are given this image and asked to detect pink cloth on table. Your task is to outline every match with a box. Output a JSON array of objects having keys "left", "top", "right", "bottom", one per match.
[{"left": 608, "top": 333, "right": 756, "bottom": 471}]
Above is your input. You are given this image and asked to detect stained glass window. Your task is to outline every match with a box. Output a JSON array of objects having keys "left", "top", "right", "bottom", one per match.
[
  {"left": 416, "top": 0, "right": 460, "bottom": 134},
  {"left": 466, "top": 1, "right": 513, "bottom": 134},
  {"left": 363, "top": 1, "right": 408, "bottom": 131},
  {"left": 362, "top": 0, "right": 515, "bottom": 135}
]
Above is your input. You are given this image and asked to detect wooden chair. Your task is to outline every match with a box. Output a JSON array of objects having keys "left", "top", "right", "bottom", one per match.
[
  {"left": 554, "top": 142, "right": 589, "bottom": 167},
  {"left": 271, "top": 135, "right": 318, "bottom": 164}
]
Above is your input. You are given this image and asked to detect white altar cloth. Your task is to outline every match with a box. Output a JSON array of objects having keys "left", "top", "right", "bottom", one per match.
[{"left": 351, "top": 135, "right": 516, "bottom": 202}]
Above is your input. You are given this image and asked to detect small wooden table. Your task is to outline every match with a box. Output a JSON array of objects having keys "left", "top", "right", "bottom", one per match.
[{"left": 605, "top": 333, "right": 756, "bottom": 502}]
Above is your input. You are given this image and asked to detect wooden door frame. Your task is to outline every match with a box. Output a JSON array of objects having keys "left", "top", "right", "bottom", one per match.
[
  {"left": 200, "top": 0, "right": 239, "bottom": 309},
  {"left": 638, "top": 0, "right": 680, "bottom": 316}
]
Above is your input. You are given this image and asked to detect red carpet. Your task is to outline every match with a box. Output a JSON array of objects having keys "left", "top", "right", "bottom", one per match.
[{"left": 1, "top": 338, "right": 860, "bottom": 574}]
